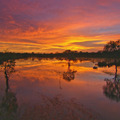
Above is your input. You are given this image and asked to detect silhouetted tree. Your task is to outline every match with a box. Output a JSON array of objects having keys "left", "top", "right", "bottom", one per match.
[
  {"left": 0, "top": 60, "right": 18, "bottom": 120},
  {"left": 103, "top": 40, "right": 120, "bottom": 52},
  {"left": 3, "top": 60, "right": 16, "bottom": 91},
  {"left": 98, "top": 59, "right": 120, "bottom": 81},
  {"left": 63, "top": 50, "right": 72, "bottom": 54}
]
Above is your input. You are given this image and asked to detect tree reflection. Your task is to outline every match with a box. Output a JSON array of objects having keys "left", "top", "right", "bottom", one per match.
[
  {"left": 98, "top": 59, "right": 120, "bottom": 102},
  {"left": 0, "top": 60, "right": 18, "bottom": 120},
  {"left": 63, "top": 60, "right": 77, "bottom": 81},
  {"left": 103, "top": 80, "right": 120, "bottom": 102}
]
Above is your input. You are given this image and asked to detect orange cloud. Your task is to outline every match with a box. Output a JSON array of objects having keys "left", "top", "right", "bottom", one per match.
[{"left": 0, "top": 0, "right": 120, "bottom": 53}]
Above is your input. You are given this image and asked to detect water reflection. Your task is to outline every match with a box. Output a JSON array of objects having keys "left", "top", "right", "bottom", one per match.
[
  {"left": 0, "top": 60, "right": 18, "bottom": 120},
  {"left": 98, "top": 59, "right": 120, "bottom": 81},
  {"left": 1, "top": 58, "right": 120, "bottom": 119},
  {"left": 63, "top": 60, "right": 77, "bottom": 81},
  {"left": 0, "top": 59, "right": 99, "bottom": 120},
  {"left": 103, "top": 80, "right": 120, "bottom": 102},
  {"left": 21, "top": 95, "right": 98, "bottom": 120},
  {"left": 3, "top": 60, "right": 16, "bottom": 91},
  {"left": 98, "top": 59, "right": 120, "bottom": 102}
]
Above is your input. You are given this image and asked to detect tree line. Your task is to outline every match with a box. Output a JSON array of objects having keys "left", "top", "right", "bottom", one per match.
[{"left": 0, "top": 39, "right": 120, "bottom": 64}]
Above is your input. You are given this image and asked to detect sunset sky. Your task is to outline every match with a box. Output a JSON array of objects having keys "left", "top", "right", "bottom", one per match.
[{"left": 0, "top": 0, "right": 120, "bottom": 53}]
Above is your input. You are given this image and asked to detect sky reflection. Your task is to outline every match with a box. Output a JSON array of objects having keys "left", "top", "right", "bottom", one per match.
[{"left": 0, "top": 58, "right": 120, "bottom": 120}]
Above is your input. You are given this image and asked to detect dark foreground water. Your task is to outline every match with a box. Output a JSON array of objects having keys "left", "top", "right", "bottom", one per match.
[{"left": 0, "top": 58, "right": 120, "bottom": 120}]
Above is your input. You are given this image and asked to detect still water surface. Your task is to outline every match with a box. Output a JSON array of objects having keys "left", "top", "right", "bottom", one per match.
[{"left": 0, "top": 58, "right": 120, "bottom": 120}]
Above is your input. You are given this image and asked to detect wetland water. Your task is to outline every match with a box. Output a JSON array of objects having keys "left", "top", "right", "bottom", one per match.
[{"left": 0, "top": 58, "right": 120, "bottom": 120}]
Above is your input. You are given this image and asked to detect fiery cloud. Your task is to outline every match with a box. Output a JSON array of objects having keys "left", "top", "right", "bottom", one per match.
[{"left": 0, "top": 0, "right": 120, "bottom": 53}]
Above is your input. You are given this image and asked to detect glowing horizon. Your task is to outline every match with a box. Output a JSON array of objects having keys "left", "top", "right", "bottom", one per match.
[{"left": 0, "top": 0, "right": 120, "bottom": 53}]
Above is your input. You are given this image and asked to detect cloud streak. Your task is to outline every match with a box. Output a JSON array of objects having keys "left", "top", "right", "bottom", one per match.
[{"left": 0, "top": 0, "right": 120, "bottom": 52}]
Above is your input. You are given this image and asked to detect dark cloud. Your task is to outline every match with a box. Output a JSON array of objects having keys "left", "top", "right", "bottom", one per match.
[
  {"left": 13, "top": 39, "right": 39, "bottom": 44},
  {"left": 44, "top": 48, "right": 65, "bottom": 53},
  {"left": 71, "top": 40, "right": 105, "bottom": 47},
  {"left": 52, "top": 45, "right": 64, "bottom": 47}
]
